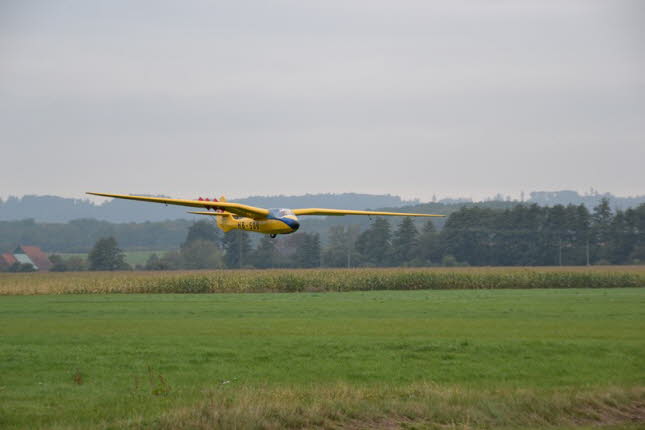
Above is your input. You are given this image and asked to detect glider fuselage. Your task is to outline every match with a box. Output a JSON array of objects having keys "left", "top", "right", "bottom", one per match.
[{"left": 216, "top": 208, "right": 300, "bottom": 235}]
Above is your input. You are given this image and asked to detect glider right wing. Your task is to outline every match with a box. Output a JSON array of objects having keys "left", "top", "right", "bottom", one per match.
[{"left": 292, "top": 208, "right": 445, "bottom": 217}]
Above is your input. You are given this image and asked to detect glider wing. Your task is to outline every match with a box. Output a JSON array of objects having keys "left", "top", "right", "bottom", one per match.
[
  {"left": 86, "top": 192, "right": 270, "bottom": 219},
  {"left": 188, "top": 211, "right": 237, "bottom": 217},
  {"left": 292, "top": 208, "right": 445, "bottom": 217}
]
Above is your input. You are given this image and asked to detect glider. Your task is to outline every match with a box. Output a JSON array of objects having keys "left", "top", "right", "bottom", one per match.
[{"left": 87, "top": 192, "right": 445, "bottom": 238}]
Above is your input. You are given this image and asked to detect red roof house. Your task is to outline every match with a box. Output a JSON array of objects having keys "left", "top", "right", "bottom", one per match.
[
  {"left": 13, "top": 246, "right": 53, "bottom": 272},
  {"left": 0, "top": 253, "right": 17, "bottom": 270}
]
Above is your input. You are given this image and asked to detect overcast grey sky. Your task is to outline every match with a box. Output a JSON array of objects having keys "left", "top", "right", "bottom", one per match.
[{"left": 1, "top": 0, "right": 643, "bottom": 202}]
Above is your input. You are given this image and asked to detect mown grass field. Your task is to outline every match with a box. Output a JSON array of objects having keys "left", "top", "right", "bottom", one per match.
[{"left": 1, "top": 268, "right": 644, "bottom": 429}]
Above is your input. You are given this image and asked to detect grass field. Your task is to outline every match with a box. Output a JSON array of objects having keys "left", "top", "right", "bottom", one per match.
[
  {"left": 1, "top": 280, "right": 644, "bottom": 429},
  {"left": 58, "top": 250, "right": 163, "bottom": 267}
]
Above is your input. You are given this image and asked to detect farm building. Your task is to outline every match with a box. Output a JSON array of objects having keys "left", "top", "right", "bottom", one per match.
[
  {"left": 0, "top": 253, "right": 18, "bottom": 270},
  {"left": 0, "top": 246, "right": 52, "bottom": 272}
]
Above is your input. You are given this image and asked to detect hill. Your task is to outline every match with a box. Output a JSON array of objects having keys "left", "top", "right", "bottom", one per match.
[
  {"left": 0, "top": 193, "right": 418, "bottom": 223},
  {"left": 1, "top": 190, "right": 643, "bottom": 223}
]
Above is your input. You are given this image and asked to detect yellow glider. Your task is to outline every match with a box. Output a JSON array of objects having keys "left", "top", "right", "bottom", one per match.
[{"left": 87, "top": 192, "right": 444, "bottom": 238}]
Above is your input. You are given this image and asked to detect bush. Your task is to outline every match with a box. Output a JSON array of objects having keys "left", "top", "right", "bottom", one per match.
[
  {"left": 8, "top": 262, "right": 37, "bottom": 273},
  {"left": 441, "top": 255, "right": 458, "bottom": 267}
]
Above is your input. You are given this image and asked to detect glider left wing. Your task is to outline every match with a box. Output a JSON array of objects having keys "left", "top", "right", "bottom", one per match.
[
  {"left": 292, "top": 208, "right": 444, "bottom": 217},
  {"left": 86, "top": 192, "right": 270, "bottom": 219}
]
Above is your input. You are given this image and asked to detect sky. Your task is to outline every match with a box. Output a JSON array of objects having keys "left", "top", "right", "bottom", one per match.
[{"left": 1, "top": 0, "right": 644, "bottom": 202}]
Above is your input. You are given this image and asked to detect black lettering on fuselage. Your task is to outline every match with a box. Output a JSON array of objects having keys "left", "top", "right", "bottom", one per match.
[{"left": 238, "top": 220, "right": 260, "bottom": 231}]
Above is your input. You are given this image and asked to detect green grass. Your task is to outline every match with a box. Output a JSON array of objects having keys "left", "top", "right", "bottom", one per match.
[
  {"left": 57, "top": 250, "right": 163, "bottom": 267},
  {"left": 1, "top": 288, "right": 644, "bottom": 429}
]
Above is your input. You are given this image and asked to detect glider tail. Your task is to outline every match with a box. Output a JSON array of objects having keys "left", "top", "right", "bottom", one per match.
[
  {"left": 214, "top": 196, "right": 235, "bottom": 232},
  {"left": 195, "top": 195, "right": 233, "bottom": 232}
]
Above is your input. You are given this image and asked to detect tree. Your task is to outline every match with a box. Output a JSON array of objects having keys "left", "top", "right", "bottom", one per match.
[
  {"left": 88, "top": 237, "right": 130, "bottom": 271},
  {"left": 295, "top": 233, "right": 321, "bottom": 268},
  {"left": 145, "top": 253, "right": 162, "bottom": 270},
  {"left": 177, "top": 220, "right": 225, "bottom": 269},
  {"left": 542, "top": 205, "right": 568, "bottom": 266},
  {"left": 48, "top": 254, "right": 87, "bottom": 272},
  {"left": 252, "top": 235, "right": 279, "bottom": 269},
  {"left": 67, "top": 257, "right": 87, "bottom": 271},
  {"left": 627, "top": 204, "right": 645, "bottom": 262},
  {"left": 572, "top": 204, "right": 592, "bottom": 265},
  {"left": 222, "top": 230, "right": 251, "bottom": 268},
  {"left": 416, "top": 220, "right": 438, "bottom": 265},
  {"left": 180, "top": 240, "right": 225, "bottom": 269},
  {"left": 592, "top": 198, "right": 613, "bottom": 262},
  {"left": 391, "top": 217, "right": 419, "bottom": 265},
  {"left": 322, "top": 225, "right": 361, "bottom": 267},
  {"left": 182, "top": 220, "right": 221, "bottom": 248},
  {"left": 356, "top": 218, "right": 392, "bottom": 266},
  {"left": 439, "top": 207, "right": 497, "bottom": 266},
  {"left": 144, "top": 251, "right": 186, "bottom": 270},
  {"left": 49, "top": 254, "right": 68, "bottom": 272},
  {"left": 160, "top": 251, "right": 184, "bottom": 270}
]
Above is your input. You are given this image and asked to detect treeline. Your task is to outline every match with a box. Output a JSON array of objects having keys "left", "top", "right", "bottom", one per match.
[
  {"left": 0, "top": 219, "right": 193, "bottom": 253},
  {"left": 2, "top": 199, "right": 644, "bottom": 271},
  {"left": 440, "top": 200, "right": 645, "bottom": 266},
  {"left": 35, "top": 199, "right": 645, "bottom": 272},
  {"left": 280, "top": 199, "right": 643, "bottom": 268},
  {"left": 2, "top": 202, "right": 529, "bottom": 254},
  {"left": 177, "top": 199, "right": 643, "bottom": 268},
  {"left": 306, "top": 199, "right": 644, "bottom": 267}
]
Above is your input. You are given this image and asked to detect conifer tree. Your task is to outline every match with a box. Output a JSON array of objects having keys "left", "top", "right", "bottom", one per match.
[
  {"left": 417, "top": 220, "right": 438, "bottom": 265},
  {"left": 592, "top": 198, "right": 613, "bottom": 262},
  {"left": 252, "top": 234, "right": 278, "bottom": 269},
  {"left": 323, "top": 225, "right": 361, "bottom": 267},
  {"left": 356, "top": 218, "right": 391, "bottom": 266},
  {"left": 296, "top": 233, "right": 321, "bottom": 268},
  {"left": 391, "top": 217, "right": 419, "bottom": 266},
  {"left": 222, "top": 230, "right": 251, "bottom": 268}
]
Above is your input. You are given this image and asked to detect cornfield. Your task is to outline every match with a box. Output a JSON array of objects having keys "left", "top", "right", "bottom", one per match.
[{"left": 1, "top": 266, "right": 644, "bottom": 295}]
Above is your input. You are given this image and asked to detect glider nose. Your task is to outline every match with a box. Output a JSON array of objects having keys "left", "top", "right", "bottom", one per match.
[{"left": 282, "top": 216, "right": 300, "bottom": 232}]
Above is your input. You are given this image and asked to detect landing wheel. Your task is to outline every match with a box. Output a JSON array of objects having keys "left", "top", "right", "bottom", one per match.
[{"left": 270, "top": 234, "right": 277, "bottom": 239}]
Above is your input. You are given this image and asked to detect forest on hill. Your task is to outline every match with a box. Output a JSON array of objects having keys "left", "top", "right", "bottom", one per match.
[{"left": 0, "top": 193, "right": 418, "bottom": 223}]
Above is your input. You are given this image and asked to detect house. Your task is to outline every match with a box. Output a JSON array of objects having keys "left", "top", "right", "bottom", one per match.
[
  {"left": 0, "top": 246, "right": 52, "bottom": 272},
  {"left": 0, "top": 253, "right": 17, "bottom": 270}
]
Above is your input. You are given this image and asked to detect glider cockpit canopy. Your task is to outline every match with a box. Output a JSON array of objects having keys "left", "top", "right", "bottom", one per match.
[{"left": 269, "top": 208, "right": 296, "bottom": 218}]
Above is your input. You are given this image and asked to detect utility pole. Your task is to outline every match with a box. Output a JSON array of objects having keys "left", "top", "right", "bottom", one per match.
[
  {"left": 346, "top": 227, "right": 353, "bottom": 269},
  {"left": 586, "top": 239, "right": 590, "bottom": 266},
  {"left": 558, "top": 237, "right": 562, "bottom": 266},
  {"left": 347, "top": 234, "right": 351, "bottom": 268}
]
